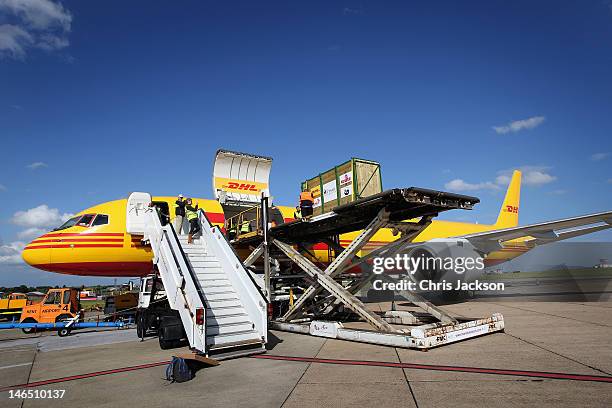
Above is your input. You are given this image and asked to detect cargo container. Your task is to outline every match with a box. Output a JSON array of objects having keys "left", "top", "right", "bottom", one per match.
[{"left": 301, "top": 158, "right": 382, "bottom": 216}]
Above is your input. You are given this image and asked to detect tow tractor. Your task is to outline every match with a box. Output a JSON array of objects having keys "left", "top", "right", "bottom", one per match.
[
  {"left": 0, "top": 287, "right": 127, "bottom": 336},
  {"left": 19, "top": 287, "right": 82, "bottom": 334}
]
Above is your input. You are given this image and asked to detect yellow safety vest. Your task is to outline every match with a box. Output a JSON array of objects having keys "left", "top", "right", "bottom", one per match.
[
  {"left": 240, "top": 220, "right": 250, "bottom": 233},
  {"left": 294, "top": 209, "right": 302, "bottom": 219},
  {"left": 186, "top": 207, "right": 198, "bottom": 221}
]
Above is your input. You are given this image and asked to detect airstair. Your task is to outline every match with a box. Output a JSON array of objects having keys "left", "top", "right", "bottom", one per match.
[{"left": 128, "top": 193, "right": 267, "bottom": 359}]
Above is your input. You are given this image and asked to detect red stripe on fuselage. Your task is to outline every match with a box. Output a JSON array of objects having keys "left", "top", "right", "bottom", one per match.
[
  {"left": 31, "top": 238, "right": 125, "bottom": 244},
  {"left": 24, "top": 244, "right": 124, "bottom": 250},
  {"left": 41, "top": 232, "right": 125, "bottom": 238}
]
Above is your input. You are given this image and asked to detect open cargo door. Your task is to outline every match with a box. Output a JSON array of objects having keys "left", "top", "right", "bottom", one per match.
[
  {"left": 213, "top": 149, "right": 272, "bottom": 205},
  {"left": 126, "top": 192, "right": 152, "bottom": 234}
]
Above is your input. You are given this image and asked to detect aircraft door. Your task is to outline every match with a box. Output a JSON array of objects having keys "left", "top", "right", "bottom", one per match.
[{"left": 126, "top": 192, "right": 152, "bottom": 234}]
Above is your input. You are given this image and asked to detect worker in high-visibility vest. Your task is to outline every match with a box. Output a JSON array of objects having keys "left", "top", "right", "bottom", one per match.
[
  {"left": 227, "top": 221, "right": 238, "bottom": 240},
  {"left": 239, "top": 219, "right": 250, "bottom": 235},
  {"left": 293, "top": 205, "right": 302, "bottom": 220},
  {"left": 185, "top": 198, "right": 200, "bottom": 244},
  {"left": 299, "top": 190, "right": 314, "bottom": 218},
  {"left": 173, "top": 194, "right": 186, "bottom": 234}
]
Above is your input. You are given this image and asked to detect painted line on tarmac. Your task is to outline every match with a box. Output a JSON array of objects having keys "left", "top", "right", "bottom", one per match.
[
  {"left": 3, "top": 352, "right": 612, "bottom": 391},
  {"left": 250, "top": 354, "right": 612, "bottom": 384},
  {"left": 0, "top": 361, "right": 170, "bottom": 392},
  {"left": 0, "top": 362, "right": 32, "bottom": 370}
]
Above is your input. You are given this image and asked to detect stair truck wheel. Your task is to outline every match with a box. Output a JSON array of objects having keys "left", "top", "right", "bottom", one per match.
[
  {"left": 21, "top": 318, "right": 37, "bottom": 334},
  {"left": 158, "top": 315, "right": 185, "bottom": 350},
  {"left": 136, "top": 310, "right": 147, "bottom": 339}
]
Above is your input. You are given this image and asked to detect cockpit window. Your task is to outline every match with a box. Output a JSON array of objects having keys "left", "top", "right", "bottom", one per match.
[
  {"left": 92, "top": 214, "right": 109, "bottom": 226},
  {"left": 76, "top": 214, "right": 95, "bottom": 227},
  {"left": 54, "top": 216, "right": 82, "bottom": 231}
]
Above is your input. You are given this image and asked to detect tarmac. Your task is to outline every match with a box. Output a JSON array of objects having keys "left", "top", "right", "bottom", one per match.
[{"left": 1, "top": 299, "right": 611, "bottom": 407}]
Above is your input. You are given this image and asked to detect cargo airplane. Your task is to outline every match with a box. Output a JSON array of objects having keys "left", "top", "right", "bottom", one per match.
[{"left": 21, "top": 170, "right": 612, "bottom": 277}]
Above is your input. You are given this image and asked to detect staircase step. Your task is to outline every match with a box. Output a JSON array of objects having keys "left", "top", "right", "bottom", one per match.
[
  {"left": 206, "top": 324, "right": 257, "bottom": 337},
  {"left": 206, "top": 306, "right": 247, "bottom": 318},
  {"left": 203, "top": 285, "right": 236, "bottom": 294},
  {"left": 183, "top": 247, "right": 208, "bottom": 253},
  {"left": 186, "top": 254, "right": 215, "bottom": 260},
  {"left": 190, "top": 260, "right": 221, "bottom": 269},
  {"left": 206, "top": 314, "right": 252, "bottom": 327},
  {"left": 204, "top": 292, "right": 239, "bottom": 302},
  {"left": 200, "top": 280, "right": 232, "bottom": 288},
  {"left": 206, "top": 330, "right": 261, "bottom": 346},
  {"left": 196, "top": 273, "right": 227, "bottom": 281},
  {"left": 205, "top": 299, "right": 243, "bottom": 309}
]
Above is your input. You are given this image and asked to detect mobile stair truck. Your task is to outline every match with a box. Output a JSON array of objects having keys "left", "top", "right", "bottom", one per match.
[{"left": 127, "top": 192, "right": 268, "bottom": 360}]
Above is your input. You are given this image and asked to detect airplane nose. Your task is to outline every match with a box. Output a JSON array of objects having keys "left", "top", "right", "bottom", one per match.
[{"left": 22, "top": 236, "right": 51, "bottom": 267}]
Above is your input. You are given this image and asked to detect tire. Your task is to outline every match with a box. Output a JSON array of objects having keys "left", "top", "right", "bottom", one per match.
[
  {"left": 55, "top": 314, "right": 73, "bottom": 323},
  {"left": 136, "top": 311, "right": 147, "bottom": 339},
  {"left": 58, "top": 328, "right": 71, "bottom": 337},
  {"left": 158, "top": 333, "right": 173, "bottom": 350},
  {"left": 21, "top": 318, "right": 37, "bottom": 334}
]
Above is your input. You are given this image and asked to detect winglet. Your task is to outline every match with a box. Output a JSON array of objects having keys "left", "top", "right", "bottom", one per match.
[{"left": 495, "top": 170, "right": 521, "bottom": 228}]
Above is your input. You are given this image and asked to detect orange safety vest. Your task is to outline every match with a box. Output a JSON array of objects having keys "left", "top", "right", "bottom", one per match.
[{"left": 300, "top": 191, "right": 314, "bottom": 202}]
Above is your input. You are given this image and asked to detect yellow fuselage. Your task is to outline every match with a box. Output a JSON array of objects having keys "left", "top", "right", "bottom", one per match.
[{"left": 21, "top": 197, "right": 526, "bottom": 277}]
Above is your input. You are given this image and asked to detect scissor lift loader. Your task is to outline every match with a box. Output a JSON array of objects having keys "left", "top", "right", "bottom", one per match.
[{"left": 240, "top": 188, "right": 504, "bottom": 350}]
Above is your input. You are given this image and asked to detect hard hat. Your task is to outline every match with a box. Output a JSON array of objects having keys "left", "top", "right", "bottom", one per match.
[{"left": 178, "top": 194, "right": 184, "bottom": 198}]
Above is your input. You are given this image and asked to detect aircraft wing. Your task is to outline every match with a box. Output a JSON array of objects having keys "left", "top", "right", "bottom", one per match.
[{"left": 461, "top": 211, "right": 612, "bottom": 253}]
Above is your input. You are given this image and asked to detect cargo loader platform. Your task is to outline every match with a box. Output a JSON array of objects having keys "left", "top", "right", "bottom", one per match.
[
  {"left": 240, "top": 187, "right": 505, "bottom": 350},
  {"left": 238, "top": 187, "right": 480, "bottom": 245}
]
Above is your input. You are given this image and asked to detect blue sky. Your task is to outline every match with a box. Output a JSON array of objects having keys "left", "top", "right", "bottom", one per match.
[{"left": 0, "top": 0, "right": 611, "bottom": 286}]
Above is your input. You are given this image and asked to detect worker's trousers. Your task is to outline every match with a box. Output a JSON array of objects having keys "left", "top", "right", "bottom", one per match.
[{"left": 174, "top": 215, "right": 187, "bottom": 234}]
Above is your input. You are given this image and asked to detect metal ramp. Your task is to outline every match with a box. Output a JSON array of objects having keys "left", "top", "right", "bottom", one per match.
[{"left": 136, "top": 198, "right": 267, "bottom": 359}]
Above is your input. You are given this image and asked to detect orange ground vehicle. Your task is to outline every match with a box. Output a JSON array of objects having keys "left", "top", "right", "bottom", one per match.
[{"left": 19, "top": 288, "right": 81, "bottom": 334}]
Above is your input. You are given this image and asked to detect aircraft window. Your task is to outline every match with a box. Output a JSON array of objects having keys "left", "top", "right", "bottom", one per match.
[
  {"left": 62, "top": 291, "right": 70, "bottom": 305},
  {"left": 55, "top": 216, "right": 82, "bottom": 231},
  {"left": 77, "top": 214, "right": 95, "bottom": 227},
  {"left": 92, "top": 214, "right": 109, "bottom": 226}
]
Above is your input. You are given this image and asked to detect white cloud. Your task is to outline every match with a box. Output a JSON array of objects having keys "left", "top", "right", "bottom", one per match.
[
  {"left": 444, "top": 179, "right": 500, "bottom": 192},
  {"left": 447, "top": 165, "right": 557, "bottom": 192},
  {"left": 17, "top": 227, "right": 46, "bottom": 239},
  {"left": 0, "top": 0, "right": 72, "bottom": 60},
  {"left": 26, "top": 161, "right": 47, "bottom": 169},
  {"left": 0, "top": 24, "right": 32, "bottom": 58},
  {"left": 496, "top": 166, "right": 557, "bottom": 187},
  {"left": 11, "top": 204, "right": 72, "bottom": 228},
  {"left": 548, "top": 189, "right": 568, "bottom": 195},
  {"left": 590, "top": 152, "right": 610, "bottom": 162},
  {"left": 0, "top": 241, "right": 25, "bottom": 264},
  {"left": 342, "top": 7, "right": 363, "bottom": 15},
  {"left": 493, "top": 116, "right": 545, "bottom": 134}
]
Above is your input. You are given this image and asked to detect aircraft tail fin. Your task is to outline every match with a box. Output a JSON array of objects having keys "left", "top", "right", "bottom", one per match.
[{"left": 495, "top": 170, "right": 521, "bottom": 228}]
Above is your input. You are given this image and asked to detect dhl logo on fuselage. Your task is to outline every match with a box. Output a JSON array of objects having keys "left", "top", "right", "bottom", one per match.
[{"left": 214, "top": 177, "right": 268, "bottom": 195}]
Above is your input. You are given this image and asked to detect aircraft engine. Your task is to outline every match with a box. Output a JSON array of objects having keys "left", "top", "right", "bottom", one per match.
[{"left": 400, "top": 238, "right": 485, "bottom": 287}]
